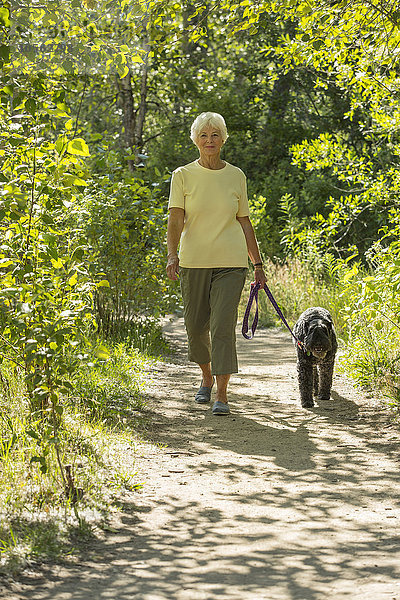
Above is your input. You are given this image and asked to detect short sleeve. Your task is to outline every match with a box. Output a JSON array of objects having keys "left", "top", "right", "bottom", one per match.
[
  {"left": 168, "top": 169, "right": 185, "bottom": 210},
  {"left": 236, "top": 172, "right": 250, "bottom": 217}
]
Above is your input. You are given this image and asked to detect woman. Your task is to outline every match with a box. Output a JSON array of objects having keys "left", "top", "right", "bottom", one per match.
[{"left": 166, "top": 112, "right": 266, "bottom": 415}]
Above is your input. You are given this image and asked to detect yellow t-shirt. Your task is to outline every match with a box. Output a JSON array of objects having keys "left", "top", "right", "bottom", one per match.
[{"left": 168, "top": 160, "right": 250, "bottom": 268}]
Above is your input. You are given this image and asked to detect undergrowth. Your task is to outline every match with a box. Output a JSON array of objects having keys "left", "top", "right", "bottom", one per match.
[{"left": 0, "top": 319, "right": 167, "bottom": 578}]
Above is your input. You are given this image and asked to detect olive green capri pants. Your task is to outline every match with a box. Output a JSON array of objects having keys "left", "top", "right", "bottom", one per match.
[{"left": 180, "top": 267, "right": 247, "bottom": 375}]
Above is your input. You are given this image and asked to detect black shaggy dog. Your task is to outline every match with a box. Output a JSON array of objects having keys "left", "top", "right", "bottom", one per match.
[{"left": 293, "top": 307, "right": 337, "bottom": 408}]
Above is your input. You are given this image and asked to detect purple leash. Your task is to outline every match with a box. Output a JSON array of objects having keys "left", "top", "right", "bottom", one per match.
[{"left": 242, "top": 281, "right": 308, "bottom": 352}]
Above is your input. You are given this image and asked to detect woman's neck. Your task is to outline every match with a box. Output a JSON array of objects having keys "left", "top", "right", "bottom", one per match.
[{"left": 198, "top": 153, "right": 225, "bottom": 170}]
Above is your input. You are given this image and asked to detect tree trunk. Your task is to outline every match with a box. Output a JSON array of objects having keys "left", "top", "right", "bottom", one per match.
[
  {"left": 133, "top": 37, "right": 150, "bottom": 161},
  {"left": 116, "top": 36, "right": 150, "bottom": 172},
  {"left": 117, "top": 70, "right": 136, "bottom": 172}
]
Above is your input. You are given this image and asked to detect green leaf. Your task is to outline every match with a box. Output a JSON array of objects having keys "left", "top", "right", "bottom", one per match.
[
  {"left": 71, "top": 176, "right": 88, "bottom": 187},
  {"left": 67, "top": 138, "right": 90, "bottom": 157},
  {"left": 65, "top": 118, "right": 75, "bottom": 130},
  {"left": 118, "top": 64, "right": 130, "bottom": 79},
  {"left": 42, "top": 213, "right": 54, "bottom": 225},
  {"left": 51, "top": 258, "right": 64, "bottom": 269},
  {"left": 68, "top": 272, "right": 78, "bottom": 286},
  {"left": 55, "top": 136, "right": 67, "bottom": 155},
  {"left": 1, "top": 85, "right": 12, "bottom": 97},
  {"left": 95, "top": 344, "right": 110, "bottom": 359},
  {"left": 25, "top": 98, "right": 36, "bottom": 116},
  {"left": 62, "top": 59, "right": 75, "bottom": 73},
  {"left": 0, "top": 9, "right": 10, "bottom": 27},
  {"left": 71, "top": 247, "right": 85, "bottom": 261},
  {"left": 343, "top": 266, "right": 358, "bottom": 282},
  {"left": 0, "top": 45, "right": 10, "bottom": 64},
  {"left": 312, "top": 39, "right": 324, "bottom": 50},
  {"left": 0, "top": 259, "right": 13, "bottom": 269}
]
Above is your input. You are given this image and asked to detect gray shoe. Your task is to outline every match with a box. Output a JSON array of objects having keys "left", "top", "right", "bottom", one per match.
[
  {"left": 212, "top": 400, "right": 230, "bottom": 415},
  {"left": 195, "top": 384, "right": 213, "bottom": 404}
]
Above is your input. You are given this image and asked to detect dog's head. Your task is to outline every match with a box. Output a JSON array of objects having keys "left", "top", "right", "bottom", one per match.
[{"left": 303, "top": 317, "right": 334, "bottom": 359}]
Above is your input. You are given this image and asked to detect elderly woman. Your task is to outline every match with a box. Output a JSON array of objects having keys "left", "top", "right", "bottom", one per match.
[{"left": 166, "top": 112, "right": 266, "bottom": 415}]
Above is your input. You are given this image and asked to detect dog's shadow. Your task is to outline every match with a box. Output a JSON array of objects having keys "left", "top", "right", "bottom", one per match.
[{"left": 308, "top": 389, "right": 359, "bottom": 423}]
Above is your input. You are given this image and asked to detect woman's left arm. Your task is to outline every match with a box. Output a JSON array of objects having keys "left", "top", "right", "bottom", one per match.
[{"left": 237, "top": 216, "right": 266, "bottom": 286}]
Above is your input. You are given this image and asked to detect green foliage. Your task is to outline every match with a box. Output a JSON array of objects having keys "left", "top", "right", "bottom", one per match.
[
  {"left": 339, "top": 238, "right": 400, "bottom": 399},
  {"left": 73, "top": 174, "right": 174, "bottom": 336},
  {"left": 7, "top": 1, "right": 149, "bottom": 78},
  {"left": 0, "top": 74, "right": 99, "bottom": 487},
  {"left": 284, "top": 133, "right": 400, "bottom": 258},
  {"left": 102, "top": 317, "right": 170, "bottom": 355},
  {"left": 69, "top": 342, "right": 148, "bottom": 425},
  {"left": 1, "top": 0, "right": 180, "bottom": 508},
  {"left": 0, "top": 336, "right": 152, "bottom": 575},
  {"left": 265, "top": 0, "right": 400, "bottom": 405},
  {"left": 2, "top": 0, "right": 400, "bottom": 570}
]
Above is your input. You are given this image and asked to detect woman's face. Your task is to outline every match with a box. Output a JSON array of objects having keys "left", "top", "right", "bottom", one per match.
[{"left": 195, "top": 126, "right": 224, "bottom": 156}]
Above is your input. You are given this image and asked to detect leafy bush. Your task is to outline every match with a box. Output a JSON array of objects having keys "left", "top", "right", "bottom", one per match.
[
  {"left": 73, "top": 176, "right": 175, "bottom": 337},
  {"left": 339, "top": 238, "right": 400, "bottom": 406},
  {"left": 0, "top": 74, "right": 102, "bottom": 488}
]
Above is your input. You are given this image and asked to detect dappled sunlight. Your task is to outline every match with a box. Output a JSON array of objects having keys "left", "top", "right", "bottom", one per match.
[{"left": 17, "top": 475, "right": 400, "bottom": 599}]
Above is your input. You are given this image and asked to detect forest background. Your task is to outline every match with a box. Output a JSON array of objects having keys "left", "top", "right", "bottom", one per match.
[{"left": 1, "top": 0, "right": 400, "bottom": 574}]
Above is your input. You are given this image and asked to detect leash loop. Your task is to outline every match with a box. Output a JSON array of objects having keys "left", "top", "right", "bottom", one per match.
[
  {"left": 241, "top": 282, "right": 259, "bottom": 340},
  {"left": 242, "top": 281, "right": 308, "bottom": 352}
]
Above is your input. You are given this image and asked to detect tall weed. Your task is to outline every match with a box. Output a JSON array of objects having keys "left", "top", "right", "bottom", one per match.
[{"left": 69, "top": 341, "right": 149, "bottom": 425}]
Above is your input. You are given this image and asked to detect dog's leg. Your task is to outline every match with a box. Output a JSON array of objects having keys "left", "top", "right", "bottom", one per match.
[
  {"left": 297, "top": 361, "right": 314, "bottom": 408},
  {"left": 312, "top": 366, "right": 319, "bottom": 398},
  {"left": 318, "top": 361, "right": 335, "bottom": 400}
]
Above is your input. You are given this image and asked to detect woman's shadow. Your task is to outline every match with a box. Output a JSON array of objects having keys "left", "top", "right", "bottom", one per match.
[{"left": 200, "top": 385, "right": 362, "bottom": 471}]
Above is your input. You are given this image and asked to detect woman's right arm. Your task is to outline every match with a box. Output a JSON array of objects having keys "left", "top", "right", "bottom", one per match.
[{"left": 166, "top": 207, "right": 184, "bottom": 280}]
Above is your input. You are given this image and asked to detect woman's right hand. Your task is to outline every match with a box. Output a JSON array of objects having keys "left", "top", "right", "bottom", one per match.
[{"left": 166, "top": 254, "right": 180, "bottom": 281}]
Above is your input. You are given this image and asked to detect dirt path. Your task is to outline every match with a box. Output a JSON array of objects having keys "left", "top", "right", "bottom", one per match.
[{"left": 5, "top": 318, "right": 400, "bottom": 600}]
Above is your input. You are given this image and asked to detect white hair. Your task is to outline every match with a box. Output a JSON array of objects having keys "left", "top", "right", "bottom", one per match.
[{"left": 190, "top": 112, "right": 229, "bottom": 144}]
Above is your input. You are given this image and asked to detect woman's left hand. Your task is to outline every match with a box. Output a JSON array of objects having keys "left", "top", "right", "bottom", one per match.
[{"left": 254, "top": 266, "right": 266, "bottom": 288}]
